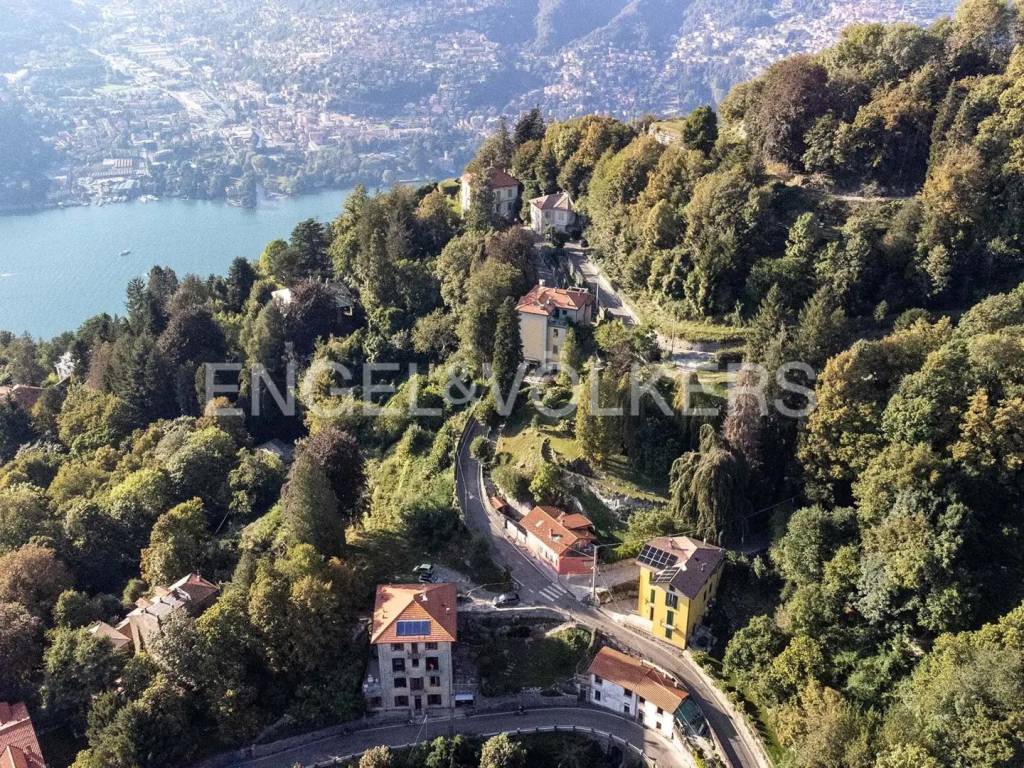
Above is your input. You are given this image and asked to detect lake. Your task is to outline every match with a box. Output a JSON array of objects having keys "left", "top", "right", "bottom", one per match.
[{"left": 0, "top": 188, "right": 357, "bottom": 338}]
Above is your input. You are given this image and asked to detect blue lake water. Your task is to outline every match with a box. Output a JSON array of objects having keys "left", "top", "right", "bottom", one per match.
[{"left": 0, "top": 188, "right": 355, "bottom": 338}]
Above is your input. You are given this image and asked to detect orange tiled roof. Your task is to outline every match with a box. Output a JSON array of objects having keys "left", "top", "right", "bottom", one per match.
[
  {"left": 530, "top": 192, "right": 573, "bottom": 211},
  {"left": 371, "top": 583, "right": 457, "bottom": 645},
  {"left": 588, "top": 647, "right": 688, "bottom": 712},
  {"left": 516, "top": 284, "right": 594, "bottom": 317},
  {"left": 521, "top": 505, "right": 593, "bottom": 557},
  {"left": 461, "top": 167, "right": 520, "bottom": 189},
  {"left": 0, "top": 704, "right": 44, "bottom": 768}
]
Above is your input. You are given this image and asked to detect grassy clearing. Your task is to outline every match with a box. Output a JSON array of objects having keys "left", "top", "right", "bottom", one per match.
[
  {"left": 472, "top": 625, "right": 593, "bottom": 696},
  {"left": 635, "top": 295, "right": 748, "bottom": 344}
]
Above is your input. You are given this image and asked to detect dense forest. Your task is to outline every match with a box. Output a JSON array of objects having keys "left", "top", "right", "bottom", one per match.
[{"left": 1, "top": 1, "right": 1023, "bottom": 767}]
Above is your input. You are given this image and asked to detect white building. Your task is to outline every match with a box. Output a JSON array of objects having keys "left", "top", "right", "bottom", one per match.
[
  {"left": 586, "top": 646, "right": 706, "bottom": 742},
  {"left": 529, "top": 192, "right": 576, "bottom": 235},
  {"left": 364, "top": 583, "right": 458, "bottom": 716},
  {"left": 459, "top": 168, "right": 520, "bottom": 219},
  {"left": 515, "top": 282, "right": 594, "bottom": 367}
]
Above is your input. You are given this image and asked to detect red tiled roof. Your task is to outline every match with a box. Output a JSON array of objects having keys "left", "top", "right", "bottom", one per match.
[
  {"left": 0, "top": 704, "right": 44, "bottom": 768},
  {"left": 521, "top": 506, "right": 593, "bottom": 558},
  {"left": 461, "top": 167, "right": 520, "bottom": 189},
  {"left": 530, "top": 192, "right": 573, "bottom": 211},
  {"left": 588, "top": 647, "right": 688, "bottom": 712},
  {"left": 515, "top": 284, "right": 594, "bottom": 317},
  {"left": 371, "top": 583, "right": 458, "bottom": 645}
]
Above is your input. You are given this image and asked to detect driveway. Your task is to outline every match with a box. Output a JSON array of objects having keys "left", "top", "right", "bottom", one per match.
[
  {"left": 456, "top": 420, "right": 769, "bottom": 768},
  {"left": 228, "top": 706, "right": 687, "bottom": 768}
]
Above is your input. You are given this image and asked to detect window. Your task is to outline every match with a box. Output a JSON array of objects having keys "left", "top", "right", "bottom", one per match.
[
  {"left": 412, "top": 658, "right": 420, "bottom": 668},
  {"left": 552, "top": 345, "right": 559, "bottom": 355},
  {"left": 593, "top": 690, "right": 602, "bottom": 702},
  {"left": 623, "top": 689, "right": 633, "bottom": 699},
  {"left": 394, "top": 696, "right": 409, "bottom": 707},
  {"left": 648, "top": 606, "right": 654, "bottom": 621},
  {"left": 396, "top": 620, "right": 431, "bottom": 637},
  {"left": 624, "top": 704, "right": 631, "bottom": 714},
  {"left": 369, "top": 697, "right": 382, "bottom": 709},
  {"left": 394, "top": 677, "right": 407, "bottom": 688},
  {"left": 426, "top": 657, "right": 439, "bottom": 671},
  {"left": 649, "top": 589, "right": 656, "bottom": 604},
  {"left": 425, "top": 642, "right": 438, "bottom": 650},
  {"left": 593, "top": 675, "right": 603, "bottom": 686},
  {"left": 410, "top": 678, "right": 424, "bottom": 691},
  {"left": 391, "top": 643, "right": 404, "bottom": 651},
  {"left": 665, "top": 626, "right": 673, "bottom": 640},
  {"left": 410, "top": 643, "right": 418, "bottom": 653},
  {"left": 666, "top": 610, "right": 675, "bottom": 626},
  {"left": 427, "top": 695, "right": 442, "bottom": 706},
  {"left": 430, "top": 676, "right": 441, "bottom": 688},
  {"left": 657, "top": 707, "right": 664, "bottom": 715},
  {"left": 665, "top": 592, "right": 678, "bottom": 609},
  {"left": 392, "top": 658, "right": 405, "bottom": 673}
]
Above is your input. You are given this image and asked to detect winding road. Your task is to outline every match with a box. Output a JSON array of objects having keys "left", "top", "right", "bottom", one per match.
[{"left": 456, "top": 420, "right": 769, "bottom": 768}]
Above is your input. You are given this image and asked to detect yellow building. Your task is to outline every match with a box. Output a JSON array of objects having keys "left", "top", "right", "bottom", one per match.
[{"left": 636, "top": 536, "right": 725, "bottom": 649}]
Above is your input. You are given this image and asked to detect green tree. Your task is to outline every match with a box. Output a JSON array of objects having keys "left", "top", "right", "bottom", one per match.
[
  {"left": 479, "top": 733, "right": 526, "bottom": 768},
  {"left": 279, "top": 453, "right": 344, "bottom": 557},
  {"left": 680, "top": 105, "right": 718, "bottom": 153},
  {"left": 491, "top": 298, "right": 524, "bottom": 408},
  {"left": 140, "top": 498, "right": 210, "bottom": 587},
  {"left": 668, "top": 424, "right": 747, "bottom": 544},
  {"left": 0, "top": 544, "right": 73, "bottom": 619},
  {"left": 0, "top": 601, "right": 43, "bottom": 700},
  {"left": 42, "top": 626, "right": 126, "bottom": 727}
]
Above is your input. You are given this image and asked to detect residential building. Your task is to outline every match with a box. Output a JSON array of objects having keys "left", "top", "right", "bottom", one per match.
[
  {"left": 636, "top": 537, "right": 725, "bottom": 648},
  {"left": 586, "top": 646, "right": 707, "bottom": 741},
  {"left": 459, "top": 168, "right": 520, "bottom": 219},
  {"left": 515, "top": 282, "right": 595, "bottom": 367},
  {"left": 271, "top": 280, "right": 355, "bottom": 317},
  {"left": 529, "top": 192, "right": 576, "bottom": 235},
  {"left": 124, "top": 573, "right": 220, "bottom": 653},
  {"left": 0, "top": 386, "right": 43, "bottom": 412},
  {"left": 365, "top": 583, "right": 458, "bottom": 715},
  {"left": 518, "top": 505, "right": 595, "bottom": 576},
  {"left": 0, "top": 702, "right": 46, "bottom": 768},
  {"left": 87, "top": 619, "right": 134, "bottom": 653}
]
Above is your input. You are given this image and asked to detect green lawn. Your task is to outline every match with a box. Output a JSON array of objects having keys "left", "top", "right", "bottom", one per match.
[
  {"left": 472, "top": 625, "right": 593, "bottom": 696},
  {"left": 494, "top": 403, "right": 667, "bottom": 546},
  {"left": 634, "top": 294, "right": 749, "bottom": 344}
]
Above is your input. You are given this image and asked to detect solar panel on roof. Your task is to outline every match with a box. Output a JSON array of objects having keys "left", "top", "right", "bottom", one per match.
[
  {"left": 396, "top": 620, "right": 431, "bottom": 637},
  {"left": 637, "top": 544, "right": 678, "bottom": 570},
  {"left": 652, "top": 566, "right": 680, "bottom": 585}
]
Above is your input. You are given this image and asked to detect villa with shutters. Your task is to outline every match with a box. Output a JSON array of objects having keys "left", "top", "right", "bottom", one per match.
[{"left": 363, "top": 583, "right": 458, "bottom": 715}]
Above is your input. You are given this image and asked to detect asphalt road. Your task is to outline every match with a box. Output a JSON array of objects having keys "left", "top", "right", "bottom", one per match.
[
  {"left": 229, "top": 707, "right": 685, "bottom": 768},
  {"left": 455, "top": 420, "right": 768, "bottom": 768}
]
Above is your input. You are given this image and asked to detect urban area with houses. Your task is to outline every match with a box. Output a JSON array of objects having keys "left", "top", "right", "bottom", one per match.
[{"left": 4, "top": 5, "right": 1024, "bottom": 766}]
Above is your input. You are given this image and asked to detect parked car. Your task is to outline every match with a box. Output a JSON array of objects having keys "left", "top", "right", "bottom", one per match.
[
  {"left": 417, "top": 571, "right": 435, "bottom": 583},
  {"left": 493, "top": 592, "right": 520, "bottom": 607},
  {"left": 413, "top": 563, "right": 434, "bottom": 575}
]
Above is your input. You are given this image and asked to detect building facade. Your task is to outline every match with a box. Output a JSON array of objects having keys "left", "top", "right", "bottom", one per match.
[
  {"left": 517, "top": 505, "right": 595, "bottom": 576},
  {"left": 515, "top": 283, "right": 594, "bottom": 367},
  {"left": 585, "top": 646, "right": 705, "bottom": 743},
  {"left": 365, "top": 583, "right": 458, "bottom": 715},
  {"left": 529, "top": 192, "right": 576, "bottom": 235},
  {"left": 636, "top": 537, "right": 725, "bottom": 649},
  {"left": 459, "top": 168, "right": 520, "bottom": 219}
]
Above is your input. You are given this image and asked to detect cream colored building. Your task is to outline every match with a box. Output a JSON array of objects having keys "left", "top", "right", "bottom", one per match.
[
  {"left": 459, "top": 168, "right": 520, "bottom": 219},
  {"left": 364, "top": 583, "right": 458, "bottom": 715},
  {"left": 529, "top": 192, "right": 576, "bottom": 235},
  {"left": 515, "top": 283, "right": 594, "bottom": 367}
]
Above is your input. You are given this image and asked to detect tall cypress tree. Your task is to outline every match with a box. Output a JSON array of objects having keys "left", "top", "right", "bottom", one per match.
[{"left": 491, "top": 298, "right": 523, "bottom": 413}]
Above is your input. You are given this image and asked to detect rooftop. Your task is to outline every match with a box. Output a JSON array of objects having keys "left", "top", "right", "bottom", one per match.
[
  {"left": 461, "top": 167, "right": 520, "bottom": 189},
  {"left": 521, "top": 505, "right": 594, "bottom": 557},
  {"left": 637, "top": 536, "right": 725, "bottom": 599},
  {"left": 371, "top": 583, "right": 458, "bottom": 645},
  {"left": 516, "top": 284, "right": 594, "bottom": 317},
  {"left": 588, "top": 646, "right": 688, "bottom": 713},
  {"left": 0, "top": 703, "right": 44, "bottom": 768},
  {"left": 530, "top": 192, "right": 573, "bottom": 212}
]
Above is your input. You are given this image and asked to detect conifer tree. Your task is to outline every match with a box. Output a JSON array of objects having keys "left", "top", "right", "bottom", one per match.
[{"left": 491, "top": 298, "right": 523, "bottom": 412}]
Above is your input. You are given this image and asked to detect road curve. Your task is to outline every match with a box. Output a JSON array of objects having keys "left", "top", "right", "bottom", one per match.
[
  {"left": 227, "top": 706, "right": 685, "bottom": 768},
  {"left": 456, "top": 419, "right": 770, "bottom": 768}
]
